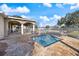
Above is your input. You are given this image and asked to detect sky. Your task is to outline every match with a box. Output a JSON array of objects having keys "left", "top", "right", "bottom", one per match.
[{"left": 0, "top": 3, "right": 79, "bottom": 27}]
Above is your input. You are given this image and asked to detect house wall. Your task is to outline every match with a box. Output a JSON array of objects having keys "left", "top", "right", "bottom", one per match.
[
  {"left": 0, "top": 15, "right": 4, "bottom": 39},
  {"left": 4, "top": 19, "right": 8, "bottom": 36}
]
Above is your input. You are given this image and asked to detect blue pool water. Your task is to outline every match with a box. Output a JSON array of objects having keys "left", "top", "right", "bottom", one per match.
[{"left": 32, "top": 34, "right": 59, "bottom": 47}]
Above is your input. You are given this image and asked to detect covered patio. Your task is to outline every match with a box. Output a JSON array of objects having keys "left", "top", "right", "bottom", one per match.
[{"left": 5, "top": 16, "right": 36, "bottom": 36}]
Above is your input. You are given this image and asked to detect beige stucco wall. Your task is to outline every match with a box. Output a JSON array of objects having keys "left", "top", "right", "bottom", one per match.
[
  {"left": 4, "top": 19, "right": 8, "bottom": 36},
  {"left": 0, "top": 15, "right": 4, "bottom": 39}
]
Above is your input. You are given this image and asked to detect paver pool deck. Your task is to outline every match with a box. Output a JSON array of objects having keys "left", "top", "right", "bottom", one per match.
[
  {"left": 32, "top": 35, "right": 79, "bottom": 56},
  {"left": 0, "top": 34, "right": 34, "bottom": 56},
  {"left": 0, "top": 33, "right": 79, "bottom": 56}
]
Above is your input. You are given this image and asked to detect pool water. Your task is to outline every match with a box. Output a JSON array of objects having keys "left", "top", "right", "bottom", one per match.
[{"left": 32, "top": 34, "right": 59, "bottom": 47}]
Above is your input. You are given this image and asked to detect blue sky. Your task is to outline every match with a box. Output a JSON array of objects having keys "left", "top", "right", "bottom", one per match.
[{"left": 0, "top": 3, "right": 79, "bottom": 27}]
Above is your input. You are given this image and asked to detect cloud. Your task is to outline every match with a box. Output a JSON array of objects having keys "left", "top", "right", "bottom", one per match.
[
  {"left": 0, "top": 4, "right": 30, "bottom": 14},
  {"left": 39, "top": 23, "right": 43, "bottom": 27},
  {"left": 43, "top": 3, "right": 52, "bottom": 7},
  {"left": 21, "top": 15, "right": 27, "bottom": 18},
  {"left": 63, "top": 3, "right": 75, "bottom": 5},
  {"left": 39, "top": 16, "right": 50, "bottom": 27},
  {"left": 50, "top": 14, "right": 62, "bottom": 25},
  {"left": 50, "top": 15, "right": 62, "bottom": 26},
  {"left": 70, "top": 3, "right": 79, "bottom": 9},
  {"left": 15, "top": 6, "right": 30, "bottom": 13},
  {"left": 50, "top": 14, "right": 62, "bottom": 20},
  {"left": 39, "top": 15, "right": 62, "bottom": 27},
  {"left": 40, "top": 16, "right": 50, "bottom": 21},
  {"left": 56, "top": 3, "right": 64, "bottom": 8},
  {"left": 0, "top": 4, "right": 12, "bottom": 13}
]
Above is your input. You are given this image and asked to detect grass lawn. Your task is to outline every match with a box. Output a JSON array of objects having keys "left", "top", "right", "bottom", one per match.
[{"left": 68, "top": 31, "right": 79, "bottom": 38}]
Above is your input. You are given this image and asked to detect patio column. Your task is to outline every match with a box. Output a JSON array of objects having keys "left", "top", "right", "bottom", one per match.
[
  {"left": 9, "top": 24, "right": 12, "bottom": 33},
  {"left": 33, "top": 23, "right": 35, "bottom": 33},
  {"left": 21, "top": 23, "right": 24, "bottom": 35}
]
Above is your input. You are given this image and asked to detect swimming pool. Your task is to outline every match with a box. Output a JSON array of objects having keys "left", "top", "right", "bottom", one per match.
[{"left": 32, "top": 34, "right": 59, "bottom": 47}]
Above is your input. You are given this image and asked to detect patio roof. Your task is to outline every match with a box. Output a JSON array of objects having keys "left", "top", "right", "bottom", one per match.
[
  {"left": 7, "top": 16, "right": 36, "bottom": 23},
  {"left": 0, "top": 12, "right": 36, "bottom": 23}
]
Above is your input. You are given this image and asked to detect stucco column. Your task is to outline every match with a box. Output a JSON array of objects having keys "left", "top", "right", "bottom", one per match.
[
  {"left": 9, "top": 24, "right": 11, "bottom": 32},
  {"left": 33, "top": 23, "right": 35, "bottom": 33},
  {"left": 21, "top": 23, "right": 24, "bottom": 35}
]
